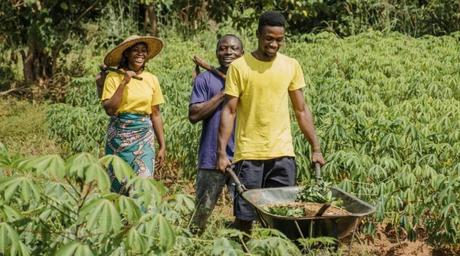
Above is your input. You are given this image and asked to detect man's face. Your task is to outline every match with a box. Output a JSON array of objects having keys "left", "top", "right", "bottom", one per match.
[
  {"left": 257, "top": 26, "right": 285, "bottom": 58},
  {"left": 216, "top": 37, "right": 243, "bottom": 68}
]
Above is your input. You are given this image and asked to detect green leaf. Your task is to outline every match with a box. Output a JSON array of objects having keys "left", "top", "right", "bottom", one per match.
[
  {"left": 60, "top": 2, "right": 68, "bottom": 10},
  {"left": 0, "top": 222, "right": 30, "bottom": 256},
  {"left": 79, "top": 198, "right": 121, "bottom": 234},
  {"left": 99, "top": 155, "right": 134, "bottom": 181},
  {"left": 169, "top": 193, "right": 194, "bottom": 214},
  {"left": 297, "top": 236, "right": 337, "bottom": 250},
  {"left": 129, "top": 177, "right": 162, "bottom": 207},
  {"left": 0, "top": 177, "right": 40, "bottom": 203},
  {"left": 151, "top": 214, "right": 175, "bottom": 251},
  {"left": 55, "top": 241, "right": 80, "bottom": 256},
  {"left": 19, "top": 154, "right": 65, "bottom": 178},
  {"left": 0, "top": 143, "right": 6, "bottom": 154},
  {"left": 247, "top": 236, "right": 301, "bottom": 256},
  {"left": 84, "top": 163, "right": 110, "bottom": 192},
  {"left": 211, "top": 237, "right": 244, "bottom": 256},
  {"left": 55, "top": 241, "right": 94, "bottom": 256},
  {"left": 0, "top": 205, "right": 23, "bottom": 222},
  {"left": 125, "top": 228, "right": 147, "bottom": 254},
  {"left": 67, "top": 152, "right": 98, "bottom": 177},
  {"left": 117, "top": 195, "right": 141, "bottom": 223},
  {"left": 0, "top": 177, "right": 22, "bottom": 202}
]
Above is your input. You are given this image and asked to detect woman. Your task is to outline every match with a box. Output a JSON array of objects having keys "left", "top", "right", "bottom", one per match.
[{"left": 101, "top": 35, "right": 166, "bottom": 193}]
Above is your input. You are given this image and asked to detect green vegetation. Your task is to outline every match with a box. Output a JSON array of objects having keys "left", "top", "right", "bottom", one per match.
[
  {"left": 0, "top": 147, "right": 185, "bottom": 255},
  {"left": 0, "top": 98, "right": 62, "bottom": 156},
  {"left": 2, "top": 1, "right": 459, "bottom": 86},
  {"left": 290, "top": 32, "right": 460, "bottom": 244},
  {"left": 264, "top": 181, "right": 343, "bottom": 217},
  {"left": 297, "top": 181, "right": 339, "bottom": 205},
  {"left": 1, "top": 0, "right": 460, "bottom": 254},
  {"left": 1, "top": 146, "right": 342, "bottom": 255},
  {"left": 44, "top": 31, "right": 460, "bottom": 247}
]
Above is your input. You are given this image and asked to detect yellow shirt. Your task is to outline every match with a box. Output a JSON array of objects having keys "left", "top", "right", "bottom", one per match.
[
  {"left": 101, "top": 71, "right": 165, "bottom": 114},
  {"left": 225, "top": 53, "right": 306, "bottom": 162}
]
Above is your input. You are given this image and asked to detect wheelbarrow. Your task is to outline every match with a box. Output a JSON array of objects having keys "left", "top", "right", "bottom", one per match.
[{"left": 226, "top": 164, "right": 376, "bottom": 241}]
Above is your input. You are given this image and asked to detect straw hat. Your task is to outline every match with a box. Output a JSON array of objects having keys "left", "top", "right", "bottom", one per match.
[{"left": 103, "top": 35, "right": 163, "bottom": 67}]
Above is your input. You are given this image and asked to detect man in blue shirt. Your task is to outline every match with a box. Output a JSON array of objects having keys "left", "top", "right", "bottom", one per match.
[{"left": 188, "top": 34, "right": 244, "bottom": 234}]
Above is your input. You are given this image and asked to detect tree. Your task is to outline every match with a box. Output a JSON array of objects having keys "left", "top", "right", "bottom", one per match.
[{"left": 0, "top": 0, "right": 103, "bottom": 85}]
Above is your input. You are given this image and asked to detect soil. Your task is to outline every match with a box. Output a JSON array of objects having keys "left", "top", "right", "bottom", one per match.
[{"left": 263, "top": 202, "right": 351, "bottom": 217}]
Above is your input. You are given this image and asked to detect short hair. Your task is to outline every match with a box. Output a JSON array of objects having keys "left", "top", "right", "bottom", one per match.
[
  {"left": 216, "top": 34, "right": 243, "bottom": 50},
  {"left": 258, "top": 11, "right": 286, "bottom": 32}
]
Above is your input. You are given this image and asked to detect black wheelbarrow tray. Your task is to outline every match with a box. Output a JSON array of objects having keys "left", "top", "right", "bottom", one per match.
[{"left": 227, "top": 168, "right": 376, "bottom": 240}]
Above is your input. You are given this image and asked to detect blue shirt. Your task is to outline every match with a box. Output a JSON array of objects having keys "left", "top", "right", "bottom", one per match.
[{"left": 190, "top": 71, "right": 235, "bottom": 169}]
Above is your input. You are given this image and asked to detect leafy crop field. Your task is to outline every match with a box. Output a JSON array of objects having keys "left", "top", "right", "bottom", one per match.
[
  {"left": 2, "top": 31, "right": 459, "bottom": 255},
  {"left": 49, "top": 31, "right": 460, "bottom": 242}
]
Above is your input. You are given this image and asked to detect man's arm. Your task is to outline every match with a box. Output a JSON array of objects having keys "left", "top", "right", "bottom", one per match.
[
  {"left": 216, "top": 95, "right": 238, "bottom": 171},
  {"left": 289, "top": 89, "right": 326, "bottom": 165},
  {"left": 188, "top": 91, "right": 225, "bottom": 124}
]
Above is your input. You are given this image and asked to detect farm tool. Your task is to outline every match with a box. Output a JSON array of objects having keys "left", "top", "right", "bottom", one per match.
[
  {"left": 192, "top": 55, "right": 226, "bottom": 80},
  {"left": 226, "top": 163, "right": 375, "bottom": 242}
]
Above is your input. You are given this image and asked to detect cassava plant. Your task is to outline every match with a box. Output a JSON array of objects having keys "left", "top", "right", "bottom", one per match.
[{"left": 0, "top": 143, "right": 188, "bottom": 255}]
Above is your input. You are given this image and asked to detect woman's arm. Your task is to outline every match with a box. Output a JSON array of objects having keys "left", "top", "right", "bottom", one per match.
[
  {"left": 151, "top": 104, "right": 166, "bottom": 167},
  {"left": 102, "top": 70, "right": 136, "bottom": 115}
]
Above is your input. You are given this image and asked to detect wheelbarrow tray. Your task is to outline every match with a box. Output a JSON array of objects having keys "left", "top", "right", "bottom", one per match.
[{"left": 241, "top": 186, "right": 375, "bottom": 240}]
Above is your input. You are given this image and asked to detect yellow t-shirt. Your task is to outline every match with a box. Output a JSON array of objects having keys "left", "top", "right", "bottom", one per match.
[
  {"left": 101, "top": 71, "right": 165, "bottom": 114},
  {"left": 225, "top": 53, "right": 306, "bottom": 162}
]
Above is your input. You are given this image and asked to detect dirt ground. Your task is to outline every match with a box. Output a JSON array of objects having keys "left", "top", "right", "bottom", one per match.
[{"left": 344, "top": 225, "right": 433, "bottom": 256}]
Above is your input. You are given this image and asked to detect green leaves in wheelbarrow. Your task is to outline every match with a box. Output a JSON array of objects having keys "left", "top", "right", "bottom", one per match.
[{"left": 297, "top": 181, "right": 342, "bottom": 206}]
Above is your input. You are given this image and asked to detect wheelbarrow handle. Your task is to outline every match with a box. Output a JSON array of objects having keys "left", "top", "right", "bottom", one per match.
[
  {"left": 314, "top": 162, "right": 322, "bottom": 182},
  {"left": 225, "top": 167, "right": 247, "bottom": 194}
]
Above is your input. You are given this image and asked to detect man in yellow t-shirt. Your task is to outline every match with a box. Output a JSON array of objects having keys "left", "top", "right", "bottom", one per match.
[{"left": 217, "top": 11, "right": 326, "bottom": 233}]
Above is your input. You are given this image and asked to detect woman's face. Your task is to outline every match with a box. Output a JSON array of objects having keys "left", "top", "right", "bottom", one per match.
[{"left": 125, "top": 42, "right": 148, "bottom": 71}]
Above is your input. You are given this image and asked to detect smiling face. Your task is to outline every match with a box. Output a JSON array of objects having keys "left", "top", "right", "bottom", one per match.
[
  {"left": 256, "top": 25, "right": 285, "bottom": 61},
  {"left": 216, "top": 36, "right": 243, "bottom": 69},
  {"left": 125, "top": 42, "right": 148, "bottom": 72}
]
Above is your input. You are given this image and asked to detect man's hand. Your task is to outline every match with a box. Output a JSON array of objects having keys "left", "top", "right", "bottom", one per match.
[
  {"left": 216, "top": 153, "right": 231, "bottom": 173},
  {"left": 312, "top": 151, "right": 326, "bottom": 166},
  {"left": 155, "top": 148, "right": 166, "bottom": 168}
]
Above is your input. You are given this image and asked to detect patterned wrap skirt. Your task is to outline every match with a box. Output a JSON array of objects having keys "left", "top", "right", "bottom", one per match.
[{"left": 105, "top": 113, "right": 155, "bottom": 193}]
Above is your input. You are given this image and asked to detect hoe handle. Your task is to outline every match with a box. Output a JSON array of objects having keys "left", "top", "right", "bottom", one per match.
[
  {"left": 193, "top": 55, "right": 226, "bottom": 80},
  {"left": 99, "top": 65, "right": 143, "bottom": 80},
  {"left": 226, "top": 167, "right": 246, "bottom": 194}
]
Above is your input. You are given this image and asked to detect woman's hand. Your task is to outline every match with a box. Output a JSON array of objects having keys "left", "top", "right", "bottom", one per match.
[
  {"left": 122, "top": 70, "right": 137, "bottom": 84},
  {"left": 155, "top": 147, "right": 165, "bottom": 168}
]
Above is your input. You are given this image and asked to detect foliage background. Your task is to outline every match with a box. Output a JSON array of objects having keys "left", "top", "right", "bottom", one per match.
[{"left": 1, "top": 0, "right": 460, "bottom": 254}]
